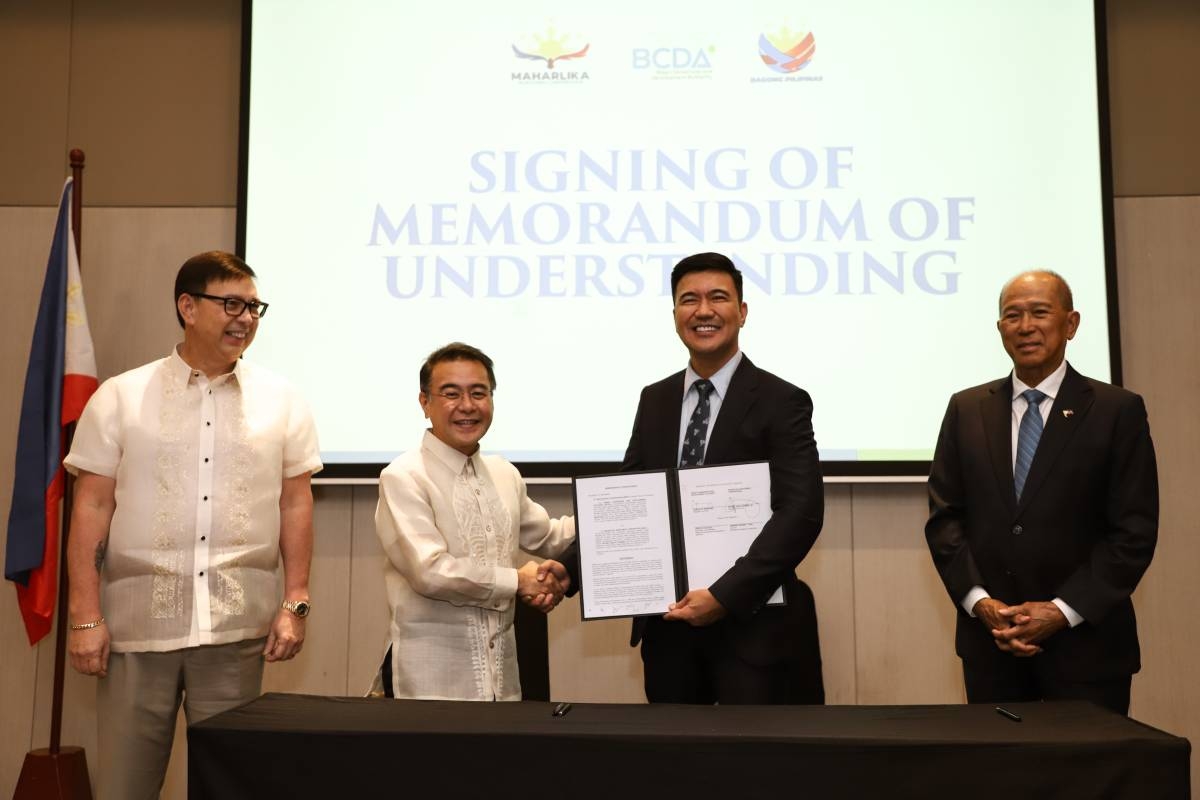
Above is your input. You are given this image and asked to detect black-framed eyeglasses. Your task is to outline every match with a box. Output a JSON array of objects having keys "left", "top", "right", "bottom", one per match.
[{"left": 192, "top": 293, "right": 269, "bottom": 319}]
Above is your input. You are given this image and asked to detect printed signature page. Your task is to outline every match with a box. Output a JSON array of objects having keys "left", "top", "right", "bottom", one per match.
[{"left": 676, "top": 461, "right": 783, "bottom": 605}]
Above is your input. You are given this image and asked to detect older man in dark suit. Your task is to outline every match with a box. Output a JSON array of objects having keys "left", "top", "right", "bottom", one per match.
[
  {"left": 563, "top": 252, "right": 825, "bottom": 705},
  {"left": 926, "top": 270, "right": 1158, "bottom": 715}
]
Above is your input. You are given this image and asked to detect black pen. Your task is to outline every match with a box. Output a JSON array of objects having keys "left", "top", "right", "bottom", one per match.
[
  {"left": 995, "top": 706, "right": 1022, "bottom": 722},
  {"left": 551, "top": 702, "right": 572, "bottom": 717}
]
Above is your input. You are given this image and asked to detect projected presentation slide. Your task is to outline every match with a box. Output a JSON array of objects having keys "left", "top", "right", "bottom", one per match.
[{"left": 242, "top": 0, "right": 1113, "bottom": 470}]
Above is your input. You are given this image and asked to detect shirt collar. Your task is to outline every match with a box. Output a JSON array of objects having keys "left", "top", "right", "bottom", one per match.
[
  {"left": 421, "top": 429, "right": 478, "bottom": 475},
  {"left": 169, "top": 345, "right": 244, "bottom": 386},
  {"left": 1011, "top": 358, "right": 1068, "bottom": 401},
  {"left": 684, "top": 350, "right": 743, "bottom": 400}
]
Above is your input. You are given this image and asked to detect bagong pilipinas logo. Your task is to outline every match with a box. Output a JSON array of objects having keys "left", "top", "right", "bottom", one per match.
[
  {"left": 758, "top": 26, "right": 815, "bottom": 73},
  {"left": 512, "top": 26, "right": 590, "bottom": 70}
]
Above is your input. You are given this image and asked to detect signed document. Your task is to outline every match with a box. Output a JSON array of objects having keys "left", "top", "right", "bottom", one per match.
[
  {"left": 574, "top": 462, "right": 781, "bottom": 620},
  {"left": 676, "top": 462, "right": 783, "bottom": 605},
  {"left": 573, "top": 471, "right": 679, "bottom": 619}
]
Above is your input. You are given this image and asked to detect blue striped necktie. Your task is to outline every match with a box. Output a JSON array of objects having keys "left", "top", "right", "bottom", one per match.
[{"left": 1014, "top": 388, "right": 1047, "bottom": 500}]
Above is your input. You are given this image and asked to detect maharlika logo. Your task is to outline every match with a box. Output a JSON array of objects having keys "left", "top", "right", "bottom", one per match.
[
  {"left": 758, "top": 26, "right": 815, "bottom": 73},
  {"left": 511, "top": 26, "right": 591, "bottom": 83}
]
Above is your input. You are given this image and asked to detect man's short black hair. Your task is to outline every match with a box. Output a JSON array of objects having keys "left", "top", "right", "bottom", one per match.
[
  {"left": 174, "top": 251, "right": 257, "bottom": 328},
  {"left": 419, "top": 342, "right": 498, "bottom": 394},
  {"left": 670, "top": 252, "right": 744, "bottom": 302}
]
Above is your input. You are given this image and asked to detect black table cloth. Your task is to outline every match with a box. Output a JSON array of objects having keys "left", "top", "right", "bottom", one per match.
[{"left": 189, "top": 693, "right": 1190, "bottom": 799}]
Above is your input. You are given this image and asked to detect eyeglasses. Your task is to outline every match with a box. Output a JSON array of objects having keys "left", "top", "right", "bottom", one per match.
[
  {"left": 432, "top": 388, "right": 493, "bottom": 403},
  {"left": 192, "top": 293, "right": 269, "bottom": 319}
]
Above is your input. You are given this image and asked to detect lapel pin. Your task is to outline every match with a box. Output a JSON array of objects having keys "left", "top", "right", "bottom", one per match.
[{"left": 1062, "top": 409, "right": 1074, "bottom": 418}]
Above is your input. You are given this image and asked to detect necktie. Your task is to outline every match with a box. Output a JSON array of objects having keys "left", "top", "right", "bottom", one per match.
[
  {"left": 1014, "top": 388, "right": 1046, "bottom": 500},
  {"left": 680, "top": 380, "right": 715, "bottom": 467}
]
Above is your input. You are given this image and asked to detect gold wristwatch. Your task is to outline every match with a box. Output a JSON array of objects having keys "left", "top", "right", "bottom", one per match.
[{"left": 280, "top": 599, "right": 311, "bottom": 618}]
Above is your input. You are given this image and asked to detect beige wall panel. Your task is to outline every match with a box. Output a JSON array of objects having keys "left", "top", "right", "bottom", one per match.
[
  {"left": 80, "top": 207, "right": 236, "bottom": 379},
  {"left": 851, "top": 484, "right": 961, "bottom": 705},
  {"left": 547, "top": 599, "right": 646, "bottom": 704},
  {"left": 0, "top": 618, "right": 41, "bottom": 798},
  {"left": 0, "top": 1, "right": 73, "bottom": 206},
  {"left": 262, "top": 484, "right": 353, "bottom": 696},
  {"left": 796, "top": 484, "right": 855, "bottom": 704},
  {"left": 0, "top": 206, "right": 73, "bottom": 798},
  {"left": 30, "top": 630, "right": 98, "bottom": 784},
  {"left": 528, "top": 484, "right": 573, "bottom": 523},
  {"left": 1113, "top": 196, "right": 1200, "bottom": 795},
  {"left": 66, "top": 0, "right": 242, "bottom": 206},
  {"left": 1106, "top": 0, "right": 1200, "bottom": 197},
  {"left": 348, "top": 485, "right": 392, "bottom": 693}
]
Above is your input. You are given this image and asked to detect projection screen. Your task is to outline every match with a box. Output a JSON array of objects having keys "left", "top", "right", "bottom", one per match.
[{"left": 239, "top": 0, "right": 1118, "bottom": 477}]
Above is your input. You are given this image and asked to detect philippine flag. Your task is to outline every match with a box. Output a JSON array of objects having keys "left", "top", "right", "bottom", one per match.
[{"left": 4, "top": 178, "right": 98, "bottom": 645}]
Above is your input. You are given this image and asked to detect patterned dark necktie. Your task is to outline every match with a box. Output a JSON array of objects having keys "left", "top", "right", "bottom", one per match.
[
  {"left": 680, "top": 379, "right": 715, "bottom": 467},
  {"left": 1014, "top": 388, "right": 1046, "bottom": 500}
]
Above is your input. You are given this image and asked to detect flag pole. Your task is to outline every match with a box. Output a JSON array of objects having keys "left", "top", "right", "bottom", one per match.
[
  {"left": 47, "top": 149, "right": 87, "bottom": 756},
  {"left": 14, "top": 149, "right": 93, "bottom": 799},
  {"left": 70, "top": 150, "right": 83, "bottom": 254}
]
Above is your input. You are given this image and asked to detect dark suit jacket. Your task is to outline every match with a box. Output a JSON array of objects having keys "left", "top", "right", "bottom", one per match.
[
  {"left": 926, "top": 364, "right": 1158, "bottom": 680},
  {"left": 567, "top": 355, "right": 824, "bottom": 665}
]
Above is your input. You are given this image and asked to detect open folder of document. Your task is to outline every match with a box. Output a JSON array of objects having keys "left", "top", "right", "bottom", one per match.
[{"left": 573, "top": 461, "right": 785, "bottom": 621}]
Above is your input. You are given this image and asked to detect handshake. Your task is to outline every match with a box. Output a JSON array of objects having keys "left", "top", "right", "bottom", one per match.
[{"left": 517, "top": 559, "right": 571, "bottom": 614}]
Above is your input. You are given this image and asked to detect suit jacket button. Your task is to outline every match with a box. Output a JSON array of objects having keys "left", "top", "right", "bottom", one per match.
[{"left": 1012, "top": 524, "right": 1023, "bottom": 535}]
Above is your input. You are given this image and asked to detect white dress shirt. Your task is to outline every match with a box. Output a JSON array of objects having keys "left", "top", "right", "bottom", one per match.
[
  {"left": 64, "top": 348, "right": 322, "bottom": 652},
  {"left": 373, "top": 431, "right": 575, "bottom": 700}
]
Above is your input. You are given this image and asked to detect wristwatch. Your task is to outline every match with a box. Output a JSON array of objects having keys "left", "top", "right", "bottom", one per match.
[{"left": 281, "top": 598, "right": 311, "bottom": 618}]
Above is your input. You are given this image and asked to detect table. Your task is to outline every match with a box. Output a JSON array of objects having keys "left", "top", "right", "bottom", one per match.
[{"left": 189, "top": 694, "right": 1190, "bottom": 799}]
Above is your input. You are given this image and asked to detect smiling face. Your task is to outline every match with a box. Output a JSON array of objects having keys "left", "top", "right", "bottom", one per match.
[
  {"left": 419, "top": 358, "right": 494, "bottom": 456},
  {"left": 673, "top": 269, "right": 747, "bottom": 377},
  {"left": 996, "top": 271, "right": 1080, "bottom": 386},
  {"left": 177, "top": 276, "right": 260, "bottom": 377}
]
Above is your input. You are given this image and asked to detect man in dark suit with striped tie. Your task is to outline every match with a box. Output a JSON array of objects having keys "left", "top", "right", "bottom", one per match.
[
  {"left": 562, "top": 252, "right": 825, "bottom": 704},
  {"left": 926, "top": 270, "right": 1159, "bottom": 714}
]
